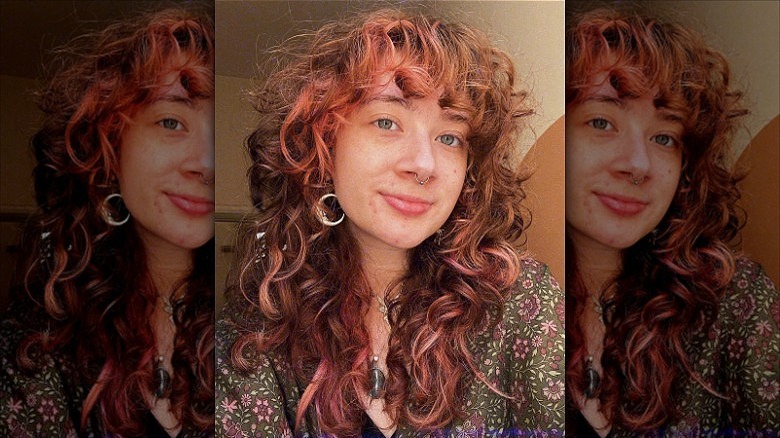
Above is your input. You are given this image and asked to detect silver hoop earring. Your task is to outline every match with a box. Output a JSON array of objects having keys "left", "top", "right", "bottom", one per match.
[
  {"left": 315, "top": 193, "right": 345, "bottom": 226},
  {"left": 415, "top": 173, "right": 430, "bottom": 186},
  {"left": 100, "top": 193, "right": 130, "bottom": 226}
]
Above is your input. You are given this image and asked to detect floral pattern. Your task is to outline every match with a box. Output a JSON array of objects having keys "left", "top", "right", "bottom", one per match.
[
  {"left": 215, "top": 258, "right": 565, "bottom": 437},
  {"left": 606, "top": 259, "right": 780, "bottom": 437},
  {"left": 0, "top": 301, "right": 211, "bottom": 437}
]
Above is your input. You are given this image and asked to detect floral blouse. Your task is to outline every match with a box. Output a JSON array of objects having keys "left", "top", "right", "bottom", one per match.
[
  {"left": 570, "top": 258, "right": 780, "bottom": 437},
  {"left": 215, "top": 258, "right": 565, "bottom": 437},
  {"left": 0, "top": 300, "right": 210, "bottom": 438}
]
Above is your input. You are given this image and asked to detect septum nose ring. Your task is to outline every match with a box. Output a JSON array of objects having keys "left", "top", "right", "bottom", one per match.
[
  {"left": 629, "top": 173, "right": 644, "bottom": 186},
  {"left": 415, "top": 174, "right": 430, "bottom": 186}
]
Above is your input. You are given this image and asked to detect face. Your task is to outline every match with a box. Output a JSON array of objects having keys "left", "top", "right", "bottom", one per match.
[
  {"left": 118, "top": 73, "right": 215, "bottom": 252},
  {"left": 565, "top": 80, "right": 683, "bottom": 253},
  {"left": 332, "top": 76, "right": 469, "bottom": 255}
]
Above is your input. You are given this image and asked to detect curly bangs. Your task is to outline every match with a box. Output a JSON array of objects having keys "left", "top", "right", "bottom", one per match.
[
  {"left": 34, "top": 6, "right": 214, "bottom": 202},
  {"left": 566, "top": 9, "right": 744, "bottom": 159},
  {"left": 262, "top": 10, "right": 530, "bottom": 192}
]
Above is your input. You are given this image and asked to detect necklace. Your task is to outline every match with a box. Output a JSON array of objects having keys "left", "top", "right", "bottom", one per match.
[
  {"left": 584, "top": 355, "right": 601, "bottom": 399},
  {"left": 153, "top": 355, "right": 172, "bottom": 398},
  {"left": 368, "top": 355, "right": 386, "bottom": 399},
  {"left": 374, "top": 293, "right": 390, "bottom": 327},
  {"left": 153, "top": 294, "right": 176, "bottom": 399},
  {"left": 591, "top": 295, "right": 604, "bottom": 324}
]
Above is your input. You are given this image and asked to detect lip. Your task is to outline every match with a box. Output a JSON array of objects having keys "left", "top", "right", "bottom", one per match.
[
  {"left": 381, "top": 193, "right": 432, "bottom": 216},
  {"left": 166, "top": 193, "right": 214, "bottom": 216},
  {"left": 595, "top": 193, "right": 648, "bottom": 216}
]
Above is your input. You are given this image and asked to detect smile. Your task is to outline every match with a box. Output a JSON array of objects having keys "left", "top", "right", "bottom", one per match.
[
  {"left": 167, "top": 193, "right": 215, "bottom": 216},
  {"left": 595, "top": 193, "right": 648, "bottom": 216},
  {"left": 381, "top": 193, "right": 432, "bottom": 216}
]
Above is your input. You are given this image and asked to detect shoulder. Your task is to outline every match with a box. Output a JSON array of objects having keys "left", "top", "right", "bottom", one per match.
[
  {"left": 504, "top": 257, "right": 564, "bottom": 325},
  {"left": 711, "top": 258, "right": 780, "bottom": 431},
  {"left": 498, "top": 257, "right": 566, "bottom": 432},
  {"left": 1, "top": 308, "right": 80, "bottom": 436},
  {"left": 215, "top": 317, "right": 299, "bottom": 436},
  {"left": 719, "top": 257, "right": 778, "bottom": 323}
]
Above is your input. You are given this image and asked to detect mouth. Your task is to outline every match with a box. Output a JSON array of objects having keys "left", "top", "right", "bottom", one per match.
[
  {"left": 166, "top": 193, "right": 214, "bottom": 216},
  {"left": 595, "top": 193, "right": 648, "bottom": 216},
  {"left": 381, "top": 193, "right": 432, "bottom": 216}
]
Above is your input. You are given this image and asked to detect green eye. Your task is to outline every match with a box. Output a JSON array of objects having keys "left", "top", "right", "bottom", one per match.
[
  {"left": 589, "top": 118, "right": 611, "bottom": 130},
  {"left": 437, "top": 134, "right": 461, "bottom": 147},
  {"left": 159, "top": 118, "right": 182, "bottom": 130},
  {"left": 375, "top": 119, "right": 394, "bottom": 130},
  {"left": 653, "top": 134, "right": 676, "bottom": 147}
]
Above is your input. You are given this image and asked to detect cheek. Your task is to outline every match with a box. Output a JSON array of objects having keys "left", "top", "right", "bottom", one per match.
[
  {"left": 442, "top": 161, "right": 467, "bottom": 201},
  {"left": 660, "top": 158, "right": 683, "bottom": 199}
]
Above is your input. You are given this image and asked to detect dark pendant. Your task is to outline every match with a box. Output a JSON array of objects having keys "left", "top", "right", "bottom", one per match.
[
  {"left": 153, "top": 356, "right": 172, "bottom": 399},
  {"left": 584, "top": 356, "right": 600, "bottom": 399},
  {"left": 369, "top": 356, "right": 386, "bottom": 399}
]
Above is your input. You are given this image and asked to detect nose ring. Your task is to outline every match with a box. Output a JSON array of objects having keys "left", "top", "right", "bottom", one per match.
[
  {"left": 629, "top": 173, "right": 644, "bottom": 186},
  {"left": 415, "top": 174, "right": 430, "bottom": 186},
  {"left": 200, "top": 174, "right": 214, "bottom": 186}
]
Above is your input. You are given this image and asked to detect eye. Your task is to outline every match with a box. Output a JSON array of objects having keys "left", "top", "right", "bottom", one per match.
[
  {"left": 436, "top": 133, "right": 463, "bottom": 147},
  {"left": 374, "top": 118, "right": 397, "bottom": 130},
  {"left": 652, "top": 134, "right": 678, "bottom": 148},
  {"left": 158, "top": 118, "right": 184, "bottom": 131},
  {"left": 587, "top": 118, "right": 613, "bottom": 130}
]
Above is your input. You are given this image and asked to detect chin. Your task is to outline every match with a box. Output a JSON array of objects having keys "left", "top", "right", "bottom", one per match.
[{"left": 173, "top": 231, "right": 214, "bottom": 250}]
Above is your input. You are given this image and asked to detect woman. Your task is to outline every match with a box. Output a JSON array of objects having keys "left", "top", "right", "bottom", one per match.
[
  {"left": 216, "top": 8, "right": 564, "bottom": 437},
  {"left": 0, "top": 6, "right": 215, "bottom": 437},
  {"left": 565, "top": 7, "right": 779, "bottom": 436}
]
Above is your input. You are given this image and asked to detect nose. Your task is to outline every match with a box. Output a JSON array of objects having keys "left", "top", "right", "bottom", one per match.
[
  {"left": 183, "top": 100, "right": 215, "bottom": 186},
  {"left": 401, "top": 129, "right": 436, "bottom": 184},
  {"left": 613, "top": 128, "right": 650, "bottom": 184}
]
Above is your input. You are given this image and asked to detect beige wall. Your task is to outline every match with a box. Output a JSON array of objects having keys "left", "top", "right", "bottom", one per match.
[
  {"left": 0, "top": 75, "right": 39, "bottom": 215},
  {"left": 0, "top": 75, "right": 41, "bottom": 307}
]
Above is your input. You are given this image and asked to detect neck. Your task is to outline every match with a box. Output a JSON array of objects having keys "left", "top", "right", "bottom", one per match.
[
  {"left": 356, "top": 240, "right": 409, "bottom": 298},
  {"left": 136, "top": 229, "right": 193, "bottom": 298},
  {"left": 569, "top": 233, "right": 622, "bottom": 297}
]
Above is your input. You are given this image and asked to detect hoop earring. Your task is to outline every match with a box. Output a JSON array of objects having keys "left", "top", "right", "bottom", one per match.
[
  {"left": 315, "top": 193, "right": 345, "bottom": 226},
  {"left": 100, "top": 193, "right": 130, "bottom": 226}
]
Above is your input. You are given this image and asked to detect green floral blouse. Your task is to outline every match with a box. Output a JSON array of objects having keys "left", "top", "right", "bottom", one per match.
[
  {"left": 0, "top": 301, "right": 210, "bottom": 438},
  {"left": 572, "top": 258, "right": 780, "bottom": 437},
  {"left": 215, "top": 258, "right": 565, "bottom": 437}
]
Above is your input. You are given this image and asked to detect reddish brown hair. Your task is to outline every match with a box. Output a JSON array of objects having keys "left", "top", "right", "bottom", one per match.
[
  {"left": 14, "top": 5, "right": 214, "bottom": 435},
  {"left": 565, "top": 7, "right": 746, "bottom": 432},
  {"left": 227, "top": 8, "right": 531, "bottom": 434}
]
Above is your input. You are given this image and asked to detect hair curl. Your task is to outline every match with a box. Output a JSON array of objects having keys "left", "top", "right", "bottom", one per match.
[
  {"left": 227, "top": 8, "right": 531, "bottom": 435},
  {"left": 12, "top": 6, "right": 215, "bottom": 435},
  {"left": 565, "top": 7, "right": 747, "bottom": 432}
]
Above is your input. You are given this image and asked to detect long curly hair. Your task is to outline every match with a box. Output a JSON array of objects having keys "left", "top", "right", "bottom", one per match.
[
  {"left": 227, "top": 9, "right": 532, "bottom": 435},
  {"left": 12, "top": 6, "right": 215, "bottom": 436},
  {"left": 565, "top": 8, "right": 747, "bottom": 432}
]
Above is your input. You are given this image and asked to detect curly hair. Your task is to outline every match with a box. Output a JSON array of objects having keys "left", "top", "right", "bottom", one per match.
[
  {"left": 565, "top": 7, "right": 747, "bottom": 432},
  {"left": 227, "top": 8, "right": 532, "bottom": 435},
  {"left": 12, "top": 6, "right": 215, "bottom": 436}
]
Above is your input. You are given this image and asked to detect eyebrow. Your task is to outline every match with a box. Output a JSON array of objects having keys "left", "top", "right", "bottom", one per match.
[
  {"left": 153, "top": 94, "right": 195, "bottom": 108},
  {"left": 583, "top": 94, "right": 684, "bottom": 124},
  {"left": 366, "top": 94, "right": 410, "bottom": 109},
  {"left": 366, "top": 94, "right": 470, "bottom": 124},
  {"left": 657, "top": 109, "right": 684, "bottom": 123},
  {"left": 582, "top": 94, "right": 625, "bottom": 108}
]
